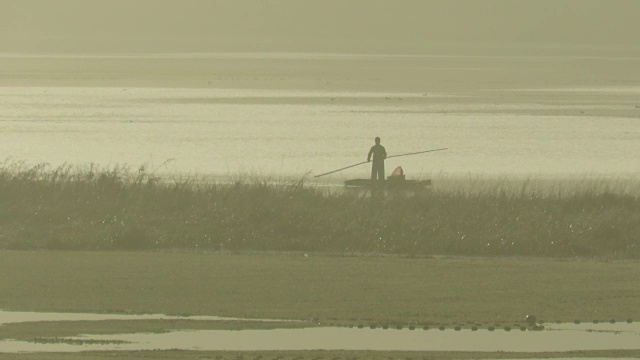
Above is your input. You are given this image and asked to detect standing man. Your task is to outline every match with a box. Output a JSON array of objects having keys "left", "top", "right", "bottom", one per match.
[{"left": 367, "top": 137, "right": 387, "bottom": 181}]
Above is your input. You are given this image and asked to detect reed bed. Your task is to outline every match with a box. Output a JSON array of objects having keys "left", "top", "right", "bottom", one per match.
[{"left": 1, "top": 161, "right": 638, "bottom": 258}]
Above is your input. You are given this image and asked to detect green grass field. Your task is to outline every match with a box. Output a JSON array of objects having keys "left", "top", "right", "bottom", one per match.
[{"left": 2, "top": 251, "right": 639, "bottom": 324}]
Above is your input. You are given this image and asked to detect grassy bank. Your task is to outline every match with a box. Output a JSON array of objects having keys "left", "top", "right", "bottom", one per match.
[
  {"left": 2, "top": 251, "right": 639, "bottom": 325},
  {"left": 1, "top": 162, "right": 638, "bottom": 258}
]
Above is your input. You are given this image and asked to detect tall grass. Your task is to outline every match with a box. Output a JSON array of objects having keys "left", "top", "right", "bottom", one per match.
[{"left": 1, "top": 161, "right": 638, "bottom": 258}]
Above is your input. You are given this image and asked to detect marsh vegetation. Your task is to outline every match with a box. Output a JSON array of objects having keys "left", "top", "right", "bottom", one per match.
[{"left": 1, "top": 161, "right": 638, "bottom": 258}]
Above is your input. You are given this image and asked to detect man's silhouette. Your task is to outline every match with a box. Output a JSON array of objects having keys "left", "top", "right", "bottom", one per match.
[{"left": 367, "top": 137, "right": 387, "bottom": 181}]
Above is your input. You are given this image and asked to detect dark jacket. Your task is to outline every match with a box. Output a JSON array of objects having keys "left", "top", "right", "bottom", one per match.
[{"left": 368, "top": 144, "right": 387, "bottom": 162}]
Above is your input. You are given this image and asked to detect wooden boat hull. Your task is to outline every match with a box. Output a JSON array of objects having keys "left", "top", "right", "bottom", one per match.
[{"left": 344, "top": 179, "right": 431, "bottom": 189}]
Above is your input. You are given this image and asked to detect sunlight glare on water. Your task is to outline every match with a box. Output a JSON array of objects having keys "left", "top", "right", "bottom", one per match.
[{"left": 1, "top": 86, "right": 639, "bottom": 179}]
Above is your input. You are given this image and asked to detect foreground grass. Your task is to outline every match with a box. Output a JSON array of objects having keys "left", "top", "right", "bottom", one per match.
[
  {"left": 0, "top": 162, "right": 639, "bottom": 258},
  {"left": 1, "top": 251, "right": 639, "bottom": 325}
]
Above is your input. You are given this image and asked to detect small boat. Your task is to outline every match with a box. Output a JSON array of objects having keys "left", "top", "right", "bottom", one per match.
[
  {"left": 344, "top": 178, "right": 431, "bottom": 189},
  {"left": 344, "top": 166, "right": 430, "bottom": 191}
]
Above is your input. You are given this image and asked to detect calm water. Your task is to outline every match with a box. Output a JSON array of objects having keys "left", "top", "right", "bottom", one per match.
[
  {"left": 0, "top": 310, "right": 291, "bottom": 326},
  {"left": 0, "top": 309, "right": 639, "bottom": 353},
  {"left": 2, "top": 85, "right": 639, "bottom": 180}
]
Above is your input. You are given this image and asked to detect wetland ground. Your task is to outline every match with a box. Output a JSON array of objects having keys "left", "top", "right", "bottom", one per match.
[{"left": 1, "top": 250, "right": 640, "bottom": 358}]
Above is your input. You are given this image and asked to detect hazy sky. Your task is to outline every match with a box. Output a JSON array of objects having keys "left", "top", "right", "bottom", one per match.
[{"left": 2, "top": 0, "right": 639, "bottom": 52}]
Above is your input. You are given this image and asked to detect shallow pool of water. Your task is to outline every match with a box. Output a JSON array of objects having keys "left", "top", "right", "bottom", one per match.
[
  {"left": 0, "top": 309, "right": 290, "bottom": 325},
  {"left": 1, "top": 310, "right": 639, "bottom": 354}
]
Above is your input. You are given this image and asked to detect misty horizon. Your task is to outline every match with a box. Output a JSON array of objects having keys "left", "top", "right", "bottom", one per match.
[{"left": 2, "top": 0, "right": 640, "bottom": 54}]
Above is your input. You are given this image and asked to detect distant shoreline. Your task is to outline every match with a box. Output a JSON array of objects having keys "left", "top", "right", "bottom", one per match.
[{"left": 2, "top": 50, "right": 640, "bottom": 93}]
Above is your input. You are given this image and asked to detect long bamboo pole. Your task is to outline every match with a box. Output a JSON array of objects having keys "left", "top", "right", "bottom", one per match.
[
  {"left": 313, "top": 161, "right": 369, "bottom": 178},
  {"left": 314, "top": 147, "right": 448, "bottom": 178},
  {"left": 386, "top": 147, "right": 448, "bottom": 160}
]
